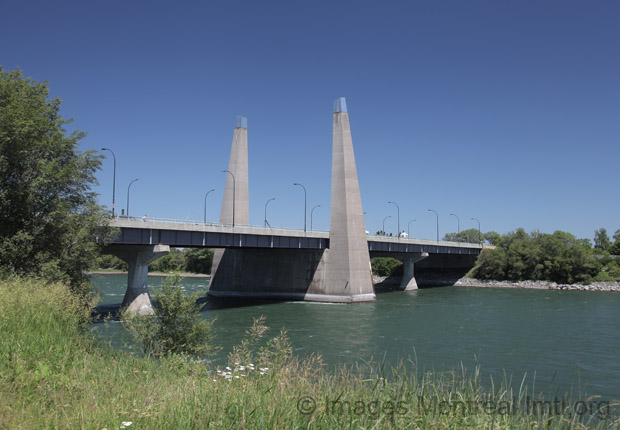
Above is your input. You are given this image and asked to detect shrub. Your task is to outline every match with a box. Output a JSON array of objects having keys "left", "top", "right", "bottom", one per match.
[{"left": 121, "top": 274, "right": 219, "bottom": 358}]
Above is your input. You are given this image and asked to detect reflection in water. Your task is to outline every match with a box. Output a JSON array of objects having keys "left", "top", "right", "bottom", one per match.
[{"left": 90, "top": 274, "right": 620, "bottom": 401}]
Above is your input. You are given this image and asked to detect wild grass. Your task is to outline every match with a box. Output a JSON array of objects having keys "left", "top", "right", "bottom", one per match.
[{"left": 0, "top": 276, "right": 618, "bottom": 429}]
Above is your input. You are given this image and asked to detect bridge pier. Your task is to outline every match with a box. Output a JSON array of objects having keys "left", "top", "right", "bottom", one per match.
[
  {"left": 400, "top": 252, "right": 429, "bottom": 291},
  {"left": 106, "top": 244, "right": 170, "bottom": 315}
]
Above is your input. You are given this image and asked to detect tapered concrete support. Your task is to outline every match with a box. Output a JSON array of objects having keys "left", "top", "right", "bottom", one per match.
[
  {"left": 400, "top": 252, "right": 429, "bottom": 291},
  {"left": 220, "top": 115, "right": 249, "bottom": 227},
  {"left": 210, "top": 116, "right": 250, "bottom": 293},
  {"left": 306, "top": 97, "right": 375, "bottom": 302},
  {"left": 110, "top": 244, "right": 170, "bottom": 315}
]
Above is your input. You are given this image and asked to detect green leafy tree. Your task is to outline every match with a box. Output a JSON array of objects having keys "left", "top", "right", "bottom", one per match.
[
  {"left": 609, "top": 229, "right": 620, "bottom": 256},
  {"left": 122, "top": 274, "right": 219, "bottom": 358},
  {"left": 444, "top": 228, "right": 485, "bottom": 244},
  {"left": 184, "top": 248, "right": 214, "bottom": 274},
  {"left": 593, "top": 228, "right": 611, "bottom": 252},
  {"left": 371, "top": 257, "right": 403, "bottom": 277},
  {"left": 0, "top": 68, "right": 112, "bottom": 295}
]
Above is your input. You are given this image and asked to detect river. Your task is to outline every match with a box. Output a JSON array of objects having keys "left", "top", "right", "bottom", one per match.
[{"left": 90, "top": 274, "right": 620, "bottom": 402}]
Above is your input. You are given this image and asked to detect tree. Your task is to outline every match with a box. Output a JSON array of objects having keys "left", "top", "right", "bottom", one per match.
[
  {"left": 593, "top": 228, "right": 611, "bottom": 252},
  {"left": 610, "top": 230, "right": 620, "bottom": 256},
  {"left": 443, "top": 228, "right": 485, "bottom": 244},
  {"left": 0, "top": 68, "right": 112, "bottom": 295}
]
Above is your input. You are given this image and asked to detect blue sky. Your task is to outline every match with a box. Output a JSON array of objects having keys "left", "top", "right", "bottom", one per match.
[{"left": 2, "top": 0, "right": 619, "bottom": 241}]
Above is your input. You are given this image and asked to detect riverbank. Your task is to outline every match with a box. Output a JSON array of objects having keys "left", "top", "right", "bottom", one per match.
[
  {"left": 373, "top": 275, "right": 620, "bottom": 292},
  {"left": 455, "top": 278, "right": 620, "bottom": 292},
  {"left": 9, "top": 276, "right": 613, "bottom": 429},
  {"left": 86, "top": 270, "right": 210, "bottom": 278}
]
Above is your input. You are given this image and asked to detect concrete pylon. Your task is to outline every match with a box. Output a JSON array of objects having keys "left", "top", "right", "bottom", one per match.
[
  {"left": 210, "top": 116, "right": 249, "bottom": 288},
  {"left": 220, "top": 115, "right": 249, "bottom": 226},
  {"left": 316, "top": 97, "right": 375, "bottom": 302}
]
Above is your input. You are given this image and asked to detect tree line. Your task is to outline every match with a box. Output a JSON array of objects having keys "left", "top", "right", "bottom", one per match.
[{"left": 470, "top": 228, "right": 620, "bottom": 284}]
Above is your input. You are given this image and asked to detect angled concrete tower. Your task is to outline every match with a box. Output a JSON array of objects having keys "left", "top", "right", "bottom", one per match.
[
  {"left": 209, "top": 116, "right": 249, "bottom": 289},
  {"left": 219, "top": 115, "right": 249, "bottom": 226},
  {"left": 313, "top": 97, "right": 375, "bottom": 302}
]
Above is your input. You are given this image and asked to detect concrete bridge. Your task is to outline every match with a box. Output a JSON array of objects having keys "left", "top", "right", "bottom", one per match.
[{"left": 105, "top": 98, "right": 482, "bottom": 313}]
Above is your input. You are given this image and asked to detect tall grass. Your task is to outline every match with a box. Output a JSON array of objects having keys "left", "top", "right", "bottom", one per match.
[{"left": 0, "top": 276, "right": 618, "bottom": 429}]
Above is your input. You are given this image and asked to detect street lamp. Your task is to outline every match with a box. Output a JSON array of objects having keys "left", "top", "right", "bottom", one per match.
[
  {"left": 428, "top": 209, "right": 439, "bottom": 243},
  {"left": 204, "top": 189, "right": 215, "bottom": 224},
  {"left": 407, "top": 219, "right": 416, "bottom": 239},
  {"left": 293, "top": 183, "right": 307, "bottom": 232},
  {"left": 222, "top": 170, "right": 236, "bottom": 227},
  {"left": 310, "top": 204, "right": 321, "bottom": 231},
  {"left": 382, "top": 215, "right": 392, "bottom": 235},
  {"left": 101, "top": 148, "right": 116, "bottom": 216},
  {"left": 264, "top": 197, "right": 275, "bottom": 227},
  {"left": 388, "top": 201, "right": 400, "bottom": 238},
  {"left": 450, "top": 213, "right": 460, "bottom": 239},
  {"left": 471, "top": 217, "right": 481, "bottom": 245},
  {"left": 126, "top": 178, "right": 140, "bottom": 217}
]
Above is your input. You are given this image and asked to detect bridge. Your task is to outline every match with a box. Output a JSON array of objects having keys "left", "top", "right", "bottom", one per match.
[{"left": 105, "top": 98, "right": 483, "bottom": 313}]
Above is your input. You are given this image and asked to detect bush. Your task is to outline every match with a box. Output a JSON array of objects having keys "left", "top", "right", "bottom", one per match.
[{"left": 121, "top": 274, "right": 219, "bottom": 358}]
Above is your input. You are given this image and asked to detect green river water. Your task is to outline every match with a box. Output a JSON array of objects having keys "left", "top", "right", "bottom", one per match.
[{"left": 90, "top": 274, "right": 620, "bottom": 402}]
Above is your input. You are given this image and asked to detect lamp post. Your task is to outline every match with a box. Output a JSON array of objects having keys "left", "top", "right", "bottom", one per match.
[
  {"left": 310, "top": 204, "right": 321, "bottom": 231},
  {"left": 101, "top": 148, "right": 116, "bottom": 216},
  {"left": 222, "top": 170, "right": 236, "bottom": 227},
  {"left": 264, "top": 197, "right": 275, "bottom": 227},
  {"left": 382, "top": 215, "right": 391, "bottom": 235},
  {"left": 388, "top": 201, "right": 400, "bottom": 238},
  {"left": 471, "top": 217, "right": 481, "bottom": 245},
  {"left": 428, "top": 209, "right": 439, "bottom": 243},
  {"left": 450, "top": 213, "right": 460, "bottom": 240},
  {"left": 126, "top": 178, "right": 140, "bottom": 218},
  {"left": 407, "top": 219, "right": 416, "bottom": 239},
  {"left": 293, "top": 183, "right": 307, "bottom": 232},
  {"left": 204, "top": 189, "right": 215, "bottom": 224}
]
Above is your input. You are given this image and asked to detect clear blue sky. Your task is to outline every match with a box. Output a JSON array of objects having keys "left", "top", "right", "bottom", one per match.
[{"left": 2, "top": 0, "right": 619, "bottom": 241}]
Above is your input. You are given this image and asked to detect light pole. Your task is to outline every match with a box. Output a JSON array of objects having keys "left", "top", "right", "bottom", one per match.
[
  {"left": 310, "top": 204, "right": 321, "bottom": 231},
  {"left": 293, "top": 182, "right": 307, "bottom": 232},
  {"left": 471, "top": 217, "right": 481, "bottom": 245},
  {"left": 264, "top": 197, "right": 275, "bottom": 227},
  {"left": 428, "top": 209, "right": 439, "bottom": 243},
  {"left": 222, "top": 170, "right": 236, "bottom": 227},
  {"left": 101, "top": 148, "right": 116, "bottom": 216},
  {"left": 388, "top": 201, "right": 400, "bottom": 238},
  {"left": 382, "top": 215, "right": 391, "bottom": 235},
  {"left": 407, "top": 219, "right": 416, "bottom": 238},
  {"left": 204, "top": 189, "right": 215, "bottom": 224},
  {"left": 126, "top": 178, "right": 140, "bottom": 217},
  {"left": 450, "top": 213, "right": 460, "bottom": 240}
]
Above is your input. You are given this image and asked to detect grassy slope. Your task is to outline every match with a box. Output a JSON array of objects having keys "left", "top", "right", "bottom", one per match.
[{"left": 0, "top": 277, "right": 616, "bottom": 429}]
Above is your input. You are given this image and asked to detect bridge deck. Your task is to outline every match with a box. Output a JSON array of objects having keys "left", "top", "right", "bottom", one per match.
[{"left": 108, "top": 217, "right": 482, "bottom": 255}]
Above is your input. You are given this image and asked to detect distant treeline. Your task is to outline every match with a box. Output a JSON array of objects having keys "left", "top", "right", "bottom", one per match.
[
  {"left": 97, "top": 248, "right": 214, "bottom": 274},
  {"left": 470, "top": 228, "right": 620, "bottom": 284}
]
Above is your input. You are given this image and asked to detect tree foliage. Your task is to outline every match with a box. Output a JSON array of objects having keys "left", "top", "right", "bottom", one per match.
[
  {"left": 594, "top": 228, "right": 611, "bottom": 252},
  {"left": 371, "top": 257, "right": 403, "bottom": 277},
  {"left": 121, "top": 274, "right": 219, "bottom": 358},
  {"left": 0, "top": 68, "right": 112, "bottom": 294},
  {"left": 148, "top": 248, "right": 214, "bottom": 274},
  {"left": 471, "top": 228, "right": 614, "bottom": 284}
]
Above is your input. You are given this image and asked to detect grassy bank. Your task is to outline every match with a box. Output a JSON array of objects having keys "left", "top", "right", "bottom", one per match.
[{"left": 1, "top": 277, "right": 617, "bottom": 429}]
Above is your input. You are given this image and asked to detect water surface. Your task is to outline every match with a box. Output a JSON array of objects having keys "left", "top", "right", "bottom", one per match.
[{"left": 90, "top": 274, "right": 620, "bottom": 401}]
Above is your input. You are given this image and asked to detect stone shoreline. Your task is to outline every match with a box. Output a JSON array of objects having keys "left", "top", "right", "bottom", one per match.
[
  {"left": 373, "top": 275, "right": 620, "bottom": 292},
  {"left": 454, "top": 278, "right": 620, "bottom": 292}
]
